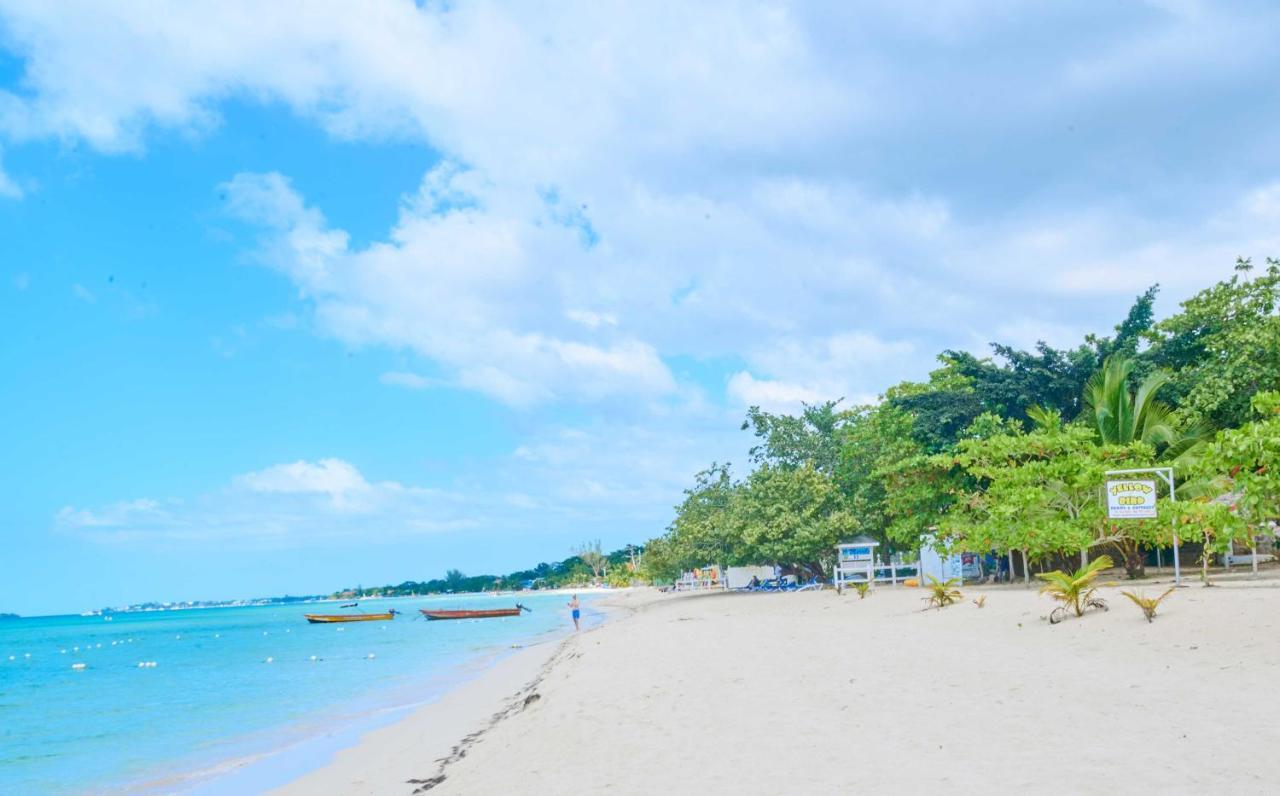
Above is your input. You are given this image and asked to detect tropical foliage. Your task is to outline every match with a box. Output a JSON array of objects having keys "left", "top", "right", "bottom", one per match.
[
  {"left": 647, "top": 262, "right": 1279, "bottom": 586},
  {"left": 1038, "top": 555, "right": 1113, "bottom": 623},
  {"left": 923, "top": 576, "right": 963, "bottom": 609},
  {"left": 1120, "top": 587, "right": 1176, "bottom": 623}
]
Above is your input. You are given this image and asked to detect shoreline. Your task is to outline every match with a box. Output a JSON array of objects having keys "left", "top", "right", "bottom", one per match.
[
  {"left": 259, "top": 592, "right": 640, "bottom": 795},
  {"left": 298, "top": 582, "right": 1279, "bottom": 795},
  {"left": 115, "top": 595, "right": 610, "bottom": 795}
]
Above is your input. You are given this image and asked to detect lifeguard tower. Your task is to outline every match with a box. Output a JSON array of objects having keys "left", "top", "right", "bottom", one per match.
[
  {"left": 834, "top": 536, "right": 921, "bottom": 593},
  {"left": 834, "top": 536, "right": 878, "bottom": 594}
]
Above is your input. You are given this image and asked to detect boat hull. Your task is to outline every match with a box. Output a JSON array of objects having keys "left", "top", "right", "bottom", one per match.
[
  {"left": 304, "top": 613, "right": 394, "bottom": 623},
  {"left": 420, "top": 608, "right": 522, "bottom": 620}
]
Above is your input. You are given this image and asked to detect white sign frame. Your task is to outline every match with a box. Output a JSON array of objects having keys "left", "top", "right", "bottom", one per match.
[{"left": 1106, "top": 479, "right": 1158, "bottom": 519}]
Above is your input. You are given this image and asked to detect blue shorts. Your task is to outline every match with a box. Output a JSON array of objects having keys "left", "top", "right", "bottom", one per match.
[{"left": 572, "top": 609, "right": 581, "bottom": 619}]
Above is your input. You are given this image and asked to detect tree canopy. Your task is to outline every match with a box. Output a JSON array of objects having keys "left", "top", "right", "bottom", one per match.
[{"left": 649, "top": 261, "right": 1279, "bottom": 581}]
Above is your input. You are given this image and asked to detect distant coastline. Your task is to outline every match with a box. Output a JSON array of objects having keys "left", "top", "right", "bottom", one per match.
[{"left": 63, "top": 543, "right": 644, "bottom": 619}]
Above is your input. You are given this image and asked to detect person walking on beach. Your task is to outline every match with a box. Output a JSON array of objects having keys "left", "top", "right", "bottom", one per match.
[{"left": 568, "top": 595, "right": 581, "bottom": 631}]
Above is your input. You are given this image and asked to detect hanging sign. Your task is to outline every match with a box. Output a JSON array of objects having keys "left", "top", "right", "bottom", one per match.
[{"left": 1106, "top": 480, "right": 1157, "bottom": 519}]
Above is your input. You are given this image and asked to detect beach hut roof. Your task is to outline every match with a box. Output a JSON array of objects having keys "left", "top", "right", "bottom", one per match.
[{"left": 839, "top": 535, "right": 879, "bottom": 546}]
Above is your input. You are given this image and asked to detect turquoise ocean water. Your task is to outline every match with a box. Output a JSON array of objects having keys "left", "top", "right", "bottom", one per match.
[{"left": 0, "top": 592, "right": 594, "bottom": 794}]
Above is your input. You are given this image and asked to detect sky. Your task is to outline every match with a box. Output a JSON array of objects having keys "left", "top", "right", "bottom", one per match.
[{"left": 2, "top": 1, "right": 1280, "bottom": 615}]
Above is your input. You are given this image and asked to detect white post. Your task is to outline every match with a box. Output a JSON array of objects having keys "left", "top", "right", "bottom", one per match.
[
  {"left": 1007, "top": 550, "right": 1015, "bottom": 583},
  {"left": 1169, "top": 471, "right": 1181, "bottom": 587},
  {"left": 1022, "top": 548, "right": 1030, "bottom": 585},
  {"left": 1251, "top": 539, "right": 1259, "bottom": 577},
  {"left": 1156, "top": 547, "right": 1163, "bottom": 571},
  {"left": 1081, "top": 549, "right": 1088, "bottom": 568}
]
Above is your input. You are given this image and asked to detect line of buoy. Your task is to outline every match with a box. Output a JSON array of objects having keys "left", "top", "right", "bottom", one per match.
[{"left": 136, "top": 661, "right": 158, "bottom": 668}]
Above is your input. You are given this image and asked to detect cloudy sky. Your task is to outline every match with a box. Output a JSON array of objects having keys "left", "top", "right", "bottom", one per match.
[{"left": 3, "top": 1, "right": 1279, "bottom": 614}]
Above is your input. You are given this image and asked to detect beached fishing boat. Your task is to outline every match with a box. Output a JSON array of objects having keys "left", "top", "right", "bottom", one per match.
[
  {"left": 304, "top": 612, "right": 395, "bottom": 623},
  {"left": 420, "top": 605, "right": 529, "bottom": 621}
]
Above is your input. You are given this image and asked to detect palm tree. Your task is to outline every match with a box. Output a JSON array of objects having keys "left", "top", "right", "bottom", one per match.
[
  {"left": 1083, "top": 356, "right": 1210, "bottom": 466},
  {"left": 1081, "top": 356, "right": 1214, "bottom": 578},
  {"left": 1038, "top": 554, "right": 1113, "bottom": 624}
]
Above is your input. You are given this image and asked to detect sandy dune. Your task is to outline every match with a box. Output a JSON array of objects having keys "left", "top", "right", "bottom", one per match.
[{"left": 281, "top": 581, "right": 1280, "bottom": 795}]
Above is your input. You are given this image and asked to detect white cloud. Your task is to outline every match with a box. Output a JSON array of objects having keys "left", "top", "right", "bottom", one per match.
[
  {"left": 566, "top": 309, "right": 617, "bottom": 329},
  {"left": 8, "top": 0, "right": 1280, "bottom": 560},
  {"left": 54, "top": 425, "right": 750, "bottom": 548},
  {"left": 0, "top": 154, "right": 20, "bottom": 199},
  {"left": 223, "top": 168, "right": 677, "bottom": 406},
  {"left": 726, "top": 331, "right": 910, "bottom": 412},
  {"left": 57, "top": 458, "right": 475, "bottom": 545},
  {"left": 727, "top": 372, "right": 828, "bottom": 414},
  {"left": 379, "top": 370, "right": 432, "bottom": 390},
  {"left": 235, "top": 458, "right": 370, "bottom": 505},
  {"left": 2, "top": 1, "right": 1275, "bottom": 408}
]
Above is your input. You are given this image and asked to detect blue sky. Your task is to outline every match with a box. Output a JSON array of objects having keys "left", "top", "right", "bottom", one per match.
[{"left": 3, "top": 1, "right": 1279, "bottom": 615}]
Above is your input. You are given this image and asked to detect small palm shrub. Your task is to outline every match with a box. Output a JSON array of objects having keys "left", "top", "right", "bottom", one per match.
[
  {"left": 853, "top": 581, "right": 871, "bottom": 599},
  {"left": 1037, "top": 555, "right": 1113, "bottom": 624},
  {"left": 923, "top": 576, "right": 962, "bottom": 609},
  {"left": 1120, "top": 587, "right": 1175, "bottom": 623}
]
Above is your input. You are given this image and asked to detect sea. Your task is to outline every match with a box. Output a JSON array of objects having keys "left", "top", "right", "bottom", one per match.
[{"left": 0, "top": 592, "right": 596, "bottom": 794}]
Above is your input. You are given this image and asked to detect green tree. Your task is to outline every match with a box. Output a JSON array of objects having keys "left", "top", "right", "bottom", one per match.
[
  {"left": 1081, "top": 356, "right": 1211, "bottom": 466},
  {"left": 735, "top": 463, "right": 852, "bottom": 579},
  {"left": 741, "top": 401, "right": 847, "bottom": 474},
  {"left": 444, "top": 569, "right": 467, "bottom": 592},
  {"left": 662, "top": 463, "right": 744, "bottom": 573},
  {"left": 945, "top": 420, "right": 1176, "bottom": 578},
  {"left": 1146, "top": 258, "right": 1280, "bottom": 429},
  {"left": 888, "top": 287, "right": 1158, "bottom": 448},
  {"left": 834, "top": 403, "right": 923, "bottom": 553},
  {"left": 1200, "top": 391, "right": 1280, "bottom": 531},
  {"left": 573, "top": 539, "right": 607, "bottom": 580}
]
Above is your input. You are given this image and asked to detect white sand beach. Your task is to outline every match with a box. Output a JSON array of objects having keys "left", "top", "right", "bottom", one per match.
[{"left": 275, "top": 581, "right": 1280, "bottom": 795}]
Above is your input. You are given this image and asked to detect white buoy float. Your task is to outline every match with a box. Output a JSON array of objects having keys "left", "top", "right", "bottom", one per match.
[
  {"left": 265, "top": 656, "right": 274, "bottom": 664},
  {"left": 365, "top": 653, "right": 376, "bottom": 660},
  {"left": 71, "top": 663, "right": 87, "bottom": 670},
  {"left": 310, "top": 655, "right": 318, "bottom": 661}
]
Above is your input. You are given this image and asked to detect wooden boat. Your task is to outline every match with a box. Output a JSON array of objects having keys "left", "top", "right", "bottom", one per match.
[
  {"left": 304, "top": 612, "right": 395, "bottom": 624},
  {"left": 420, "top": 605, "right": 528, "bottom": 621}
]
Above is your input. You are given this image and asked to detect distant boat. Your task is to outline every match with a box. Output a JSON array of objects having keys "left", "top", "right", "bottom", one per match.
[
  {"left": 304, "top": 612, "right": 395, "bottom": 624},
  {"left": 420, "top": 605, "right": 529, "bottom": 621}
]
